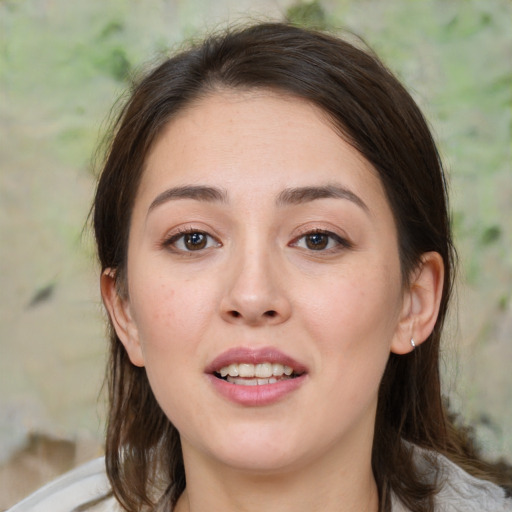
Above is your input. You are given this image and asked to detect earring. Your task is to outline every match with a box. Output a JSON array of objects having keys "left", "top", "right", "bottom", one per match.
[{"left": 410, "top": 338, "right": 416, "bottom": 350}]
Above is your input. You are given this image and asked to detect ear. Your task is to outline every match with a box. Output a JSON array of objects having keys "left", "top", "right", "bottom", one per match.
[
  {"left": 100, "top": 269, "right": 145, "bottom": 367},
  {"left": 391, "top": 252, "right": 444, "bottom": 355}
]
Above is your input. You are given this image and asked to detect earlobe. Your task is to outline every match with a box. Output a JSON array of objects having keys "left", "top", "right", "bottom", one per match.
[
  {"left": 391, "top": 252, "right": 444, "bottom": 355},
  {"left": 100, "top": 269, "right": 145, "bottom": 367}
]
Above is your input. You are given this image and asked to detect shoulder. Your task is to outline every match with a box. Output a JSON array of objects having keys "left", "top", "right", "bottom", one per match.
[
  {"left": 5, "top": 457, "right": 121, "bottom": 512},
  {"left": 413, "top": 446, "right": 512, "bottom": 512}
]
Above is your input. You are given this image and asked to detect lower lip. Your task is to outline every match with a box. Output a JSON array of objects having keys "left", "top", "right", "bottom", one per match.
[{"left": 207, "top": 374, "right": 306, "bottom": 406}]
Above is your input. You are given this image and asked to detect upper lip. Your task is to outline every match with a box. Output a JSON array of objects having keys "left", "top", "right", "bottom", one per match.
[{"left": 206, "top": 346, "right": 308, "bottom": 375}]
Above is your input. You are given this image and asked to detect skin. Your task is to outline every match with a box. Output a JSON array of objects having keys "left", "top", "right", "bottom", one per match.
[{"left": 102, "top": 90, "right": 444, "bottom": 512}]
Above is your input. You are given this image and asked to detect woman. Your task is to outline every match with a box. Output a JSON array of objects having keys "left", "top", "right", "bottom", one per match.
[{"left": 9, "top": 22, "right": 511, "bottom": 512}]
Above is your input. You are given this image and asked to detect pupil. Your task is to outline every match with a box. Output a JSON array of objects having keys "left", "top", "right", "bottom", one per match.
[
  {"left": 306, "top": 233, "right": 328, "bottom": 250},
  {"left": 185, "top": 232, "right": 207, "bottom": 250}
]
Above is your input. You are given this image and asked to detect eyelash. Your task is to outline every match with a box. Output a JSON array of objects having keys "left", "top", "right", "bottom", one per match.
[
  {"left": 162, "top": 228, "right": 351, "bottom": 254},
  {"left": 290, "top": 229, "right": 352, "bottom": 252},
  {"left": 163, "top": 228, "right": 221, "bottom": 253}
]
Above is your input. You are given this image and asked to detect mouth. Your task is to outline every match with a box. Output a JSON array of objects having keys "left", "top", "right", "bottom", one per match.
[
  {"left": 207, "top": 347, "right": 308, "bottom": 386},
  {"left": 206, "top": 347, "right": 307, "bottom": 405},
  {"left": 214, "top": 362, "right": 304, "bottom": 386}
]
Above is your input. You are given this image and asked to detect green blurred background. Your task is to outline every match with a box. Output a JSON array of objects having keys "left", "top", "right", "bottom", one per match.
[{"left": 0, "top": 0, "right": 511, "bottom": 508}]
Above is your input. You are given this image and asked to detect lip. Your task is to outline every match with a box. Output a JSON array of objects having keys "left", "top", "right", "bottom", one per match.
[
  {"left": 206, "top": 346, "right": 308, "bottom": 374},
  {"left": 205, "top": 346, "right": 308, "bottom": 407}
]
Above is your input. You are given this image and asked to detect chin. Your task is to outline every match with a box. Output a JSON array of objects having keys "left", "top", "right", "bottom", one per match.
[
  {"left": 215, "top": 448, "right": 302, "bottom": 474},
  {"left": 196, "top": 423, "right": 314, "bottom": 474}
]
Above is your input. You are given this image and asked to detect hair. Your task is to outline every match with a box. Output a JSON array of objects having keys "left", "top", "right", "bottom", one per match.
[{"left": 92, "top": 21, "right": 509, "bottom": 512}]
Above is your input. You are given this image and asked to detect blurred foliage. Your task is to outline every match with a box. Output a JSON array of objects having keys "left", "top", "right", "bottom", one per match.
[
  {"left": 286, "top": 0, "right": 330, "bottom": 30},
  {"left": 95, "top": 46, "right": 131, "bottom": 82},
  {"left": 480, "top": 225, "right": 502, "bottom": 247},
  {"left": 95, "top": 20, "right": 132, "bottom": 82}
]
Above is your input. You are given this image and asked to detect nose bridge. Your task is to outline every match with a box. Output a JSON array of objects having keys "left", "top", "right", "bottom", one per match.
[{"left": 221, "top": 230, "right": 290, "bottom": 325}]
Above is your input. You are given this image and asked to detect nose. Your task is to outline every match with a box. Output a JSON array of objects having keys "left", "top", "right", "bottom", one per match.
[{"left": 220, "top": 246, "right": 292, "bottom": 327}]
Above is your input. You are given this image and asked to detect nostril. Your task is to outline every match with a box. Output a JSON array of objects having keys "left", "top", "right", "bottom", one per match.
[{"left": 225, "top": 309, "right": 279, "bottom": 321}]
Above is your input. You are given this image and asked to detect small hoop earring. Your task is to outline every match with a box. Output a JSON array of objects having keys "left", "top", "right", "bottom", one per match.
[{"left": 410, "top": 338, "right": 416, "bottom": 350}]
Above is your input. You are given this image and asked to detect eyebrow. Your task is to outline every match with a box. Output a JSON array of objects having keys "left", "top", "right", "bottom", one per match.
[
  {"left": 147, "top": 183, "right": 368, "bottom": 215},
  {"left": 276, "top": 185, "right": 369, "bottom": 212},
  {"left": 148, "top": 185, "right": 228, "bottom": 213}
]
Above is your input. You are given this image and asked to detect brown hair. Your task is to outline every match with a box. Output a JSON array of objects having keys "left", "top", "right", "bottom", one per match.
[{"left": 93, "top": 22, "right": 507, "bottom": 511}]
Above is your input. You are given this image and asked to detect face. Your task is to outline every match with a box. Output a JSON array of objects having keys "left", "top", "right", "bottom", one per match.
[{"left": 108, "top": 90, "right": 414, "bottom": 474}]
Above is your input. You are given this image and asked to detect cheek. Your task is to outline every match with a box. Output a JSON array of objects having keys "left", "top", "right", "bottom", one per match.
[
  {"left": 132, "top": 283, "right": 177, "bottom": 341},
  {"left": 297, "top": 262, "right": 403, "bottom": 359},
  {"left": 127, "top": 276, "right": 215, "bottom": 423},
  {"left": 129, "top": 271, "right": 216, "bottom": 358}
]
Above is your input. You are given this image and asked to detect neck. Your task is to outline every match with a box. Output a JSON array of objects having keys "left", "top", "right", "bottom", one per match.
[{"left": 174, "top": 439, "right": 379, "bottom": 512}]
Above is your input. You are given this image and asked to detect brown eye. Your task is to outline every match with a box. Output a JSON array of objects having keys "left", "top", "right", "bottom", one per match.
[
  {"left": 166, "top": 230, "right": 220, "bottom": 252},
  {"left": 291, "top": 230, "right": 349, "bottom": 252},
  {"left": 184, "top": 232, "right": 207, "bottom": 250},
  {"left": 305, "top": 233, "right": 329, "bottom": 250}
]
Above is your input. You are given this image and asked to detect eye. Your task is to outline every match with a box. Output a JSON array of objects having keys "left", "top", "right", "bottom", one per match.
[
  {"left": 291, "top": 230, "right": 349, "bottom": 251},
  {"left": 165, "top": 230, "right": 220, "bottom": 252}
]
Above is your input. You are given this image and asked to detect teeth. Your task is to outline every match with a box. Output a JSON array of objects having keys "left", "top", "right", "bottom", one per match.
[
  {"left": 218, "top": 362, "right": 296, "bottom": 379},
  {"left": 256, "top": 363, "right": 273, "bottom": 378},
  {"left": 238, "top": 363, "right": 254, "bottom": 377},
  {"left": 227, "top": 376, "right": 289, "bottom": 386},
  {"left": 272, "top": 363, "right": 283, "bottom": 376}
]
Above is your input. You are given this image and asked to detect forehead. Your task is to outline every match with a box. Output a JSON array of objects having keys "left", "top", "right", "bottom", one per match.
[{"left": 136, "top": 90, "right": 388, "bottom": 212}]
